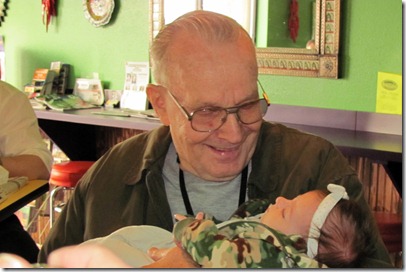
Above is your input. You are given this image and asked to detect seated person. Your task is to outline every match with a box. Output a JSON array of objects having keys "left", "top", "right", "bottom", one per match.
[
  {"left": 79, "top": 184, "right": 373, "bottom": 268},
  {"left": 0, "top": 80, "right": 53, "bottom": 263}
]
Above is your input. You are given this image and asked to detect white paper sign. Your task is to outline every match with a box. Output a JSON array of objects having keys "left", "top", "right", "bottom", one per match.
[{"left": 121, "top": 62, "right": 149, "bottom": 111}]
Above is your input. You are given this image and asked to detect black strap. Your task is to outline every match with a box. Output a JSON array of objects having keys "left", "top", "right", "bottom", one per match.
[
  {"left": 178, "top": 157, "right": 248, "bottom": 216},
  {"left": 239, "top": 166, "right": 248, "bottom": 206},
  {"left": 179, "top": 166, "right": 194, "bottom": 215}
]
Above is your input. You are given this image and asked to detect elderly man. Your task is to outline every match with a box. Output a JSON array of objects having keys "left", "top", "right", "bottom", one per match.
[{"left": 37, "top": 10, "right": 391, "bottom": 268}]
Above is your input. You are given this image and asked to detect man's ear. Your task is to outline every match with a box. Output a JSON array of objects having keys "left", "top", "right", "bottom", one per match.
[{"left": 147, "top": 84, "right": 170, "bottom": 125}]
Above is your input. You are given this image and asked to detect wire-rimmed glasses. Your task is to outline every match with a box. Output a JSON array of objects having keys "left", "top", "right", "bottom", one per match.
[{"left": 165, "top": 81, "right": 270, "bottom": 132}]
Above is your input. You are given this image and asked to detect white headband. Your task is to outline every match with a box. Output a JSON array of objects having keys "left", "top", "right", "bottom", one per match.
[{"left": 306, "top": 183, "right": 349, "bottom": 258}]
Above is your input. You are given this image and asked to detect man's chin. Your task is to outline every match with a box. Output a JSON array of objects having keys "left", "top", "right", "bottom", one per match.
[{"left": 200, "top": 166, "right": 243, "bottom": 182}]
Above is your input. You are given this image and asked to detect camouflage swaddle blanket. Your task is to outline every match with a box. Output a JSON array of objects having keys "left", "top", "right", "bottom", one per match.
[{"left": 173, "top": 199, "right": 327, "bottom": 268}]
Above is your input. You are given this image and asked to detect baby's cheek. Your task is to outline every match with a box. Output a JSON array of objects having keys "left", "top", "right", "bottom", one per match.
[{"left": 294, "top": 219, "right": 310, "bottom": 237}]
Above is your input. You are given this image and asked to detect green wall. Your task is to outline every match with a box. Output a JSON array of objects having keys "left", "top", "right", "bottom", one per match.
[
  {"left": 0, "top": 0, "right": 402, "bottom": 113},
  {"left": 1, "top": 1, "right": 150, "bottom": 91},
  {"left": 257, "top": 0, "right": 313, "bottom": 48}
]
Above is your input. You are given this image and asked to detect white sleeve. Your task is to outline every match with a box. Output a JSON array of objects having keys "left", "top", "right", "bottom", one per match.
[{"left": 0, "top": 82, "right": 53, "bottom": 172}]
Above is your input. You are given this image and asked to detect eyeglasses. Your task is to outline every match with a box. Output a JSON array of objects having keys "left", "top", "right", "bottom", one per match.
[{"left": 165, "top": 81, "right": 270, "bottom": 132}]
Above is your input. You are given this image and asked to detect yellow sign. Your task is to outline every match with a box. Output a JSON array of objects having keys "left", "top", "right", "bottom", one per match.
[{"left": 376, "top": 72, "right": 402, "bottom": 115}]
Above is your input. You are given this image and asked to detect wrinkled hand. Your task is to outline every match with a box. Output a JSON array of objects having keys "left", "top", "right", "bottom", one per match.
[
  {"left": 143, "top": 246, "right": 199, "bottom": 268},
  {"left": 142, "top": 212, "right": 204, "bottom": 268}
]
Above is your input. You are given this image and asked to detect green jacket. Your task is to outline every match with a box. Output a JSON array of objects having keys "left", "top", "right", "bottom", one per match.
[{"left": 39, "top": 122, "right": 392, "bottom": 267}]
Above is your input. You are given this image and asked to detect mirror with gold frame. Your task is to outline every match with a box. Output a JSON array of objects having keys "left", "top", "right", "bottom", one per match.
[{"left": 149, "top": 0, "right": 340, "bottom": 78}]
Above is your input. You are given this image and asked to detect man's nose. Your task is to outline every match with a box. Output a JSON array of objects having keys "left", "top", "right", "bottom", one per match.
[{"left": 216, "top": 113, "right": 244, "bottom": 142}]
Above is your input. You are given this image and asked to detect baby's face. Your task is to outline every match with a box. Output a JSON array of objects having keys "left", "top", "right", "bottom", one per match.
[{"left": 260, "top": 191, "right": 324, "bottom": 237}]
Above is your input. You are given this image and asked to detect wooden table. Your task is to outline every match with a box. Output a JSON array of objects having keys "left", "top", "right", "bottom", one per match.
[{"left": 0, "top": 179, "right": 49, "bottom": 222}]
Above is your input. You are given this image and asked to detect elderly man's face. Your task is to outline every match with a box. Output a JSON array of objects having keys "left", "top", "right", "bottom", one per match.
[{"left": 162, "top": 32, "right": 260, "bottom": 181}]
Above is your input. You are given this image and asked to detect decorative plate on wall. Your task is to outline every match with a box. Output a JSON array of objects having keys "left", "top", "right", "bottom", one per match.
[{"left": 83, "top": 0, "right": 115, "bottom": 27}]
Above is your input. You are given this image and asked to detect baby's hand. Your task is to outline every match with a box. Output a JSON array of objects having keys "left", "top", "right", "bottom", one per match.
[
  {"left": 174, "top": 214, "right": 187, "bottom": 221},
  {"left": 194, "top": 212, "right": 204, "bottom": 220},
  {"left": 174, "top": 212, "right": 204, "bottom": 221}
]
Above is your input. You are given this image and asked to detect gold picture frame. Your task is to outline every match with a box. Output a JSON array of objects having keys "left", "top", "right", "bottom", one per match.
[{"left": 149, "top": 0, "right": 341, "bottom": 78}]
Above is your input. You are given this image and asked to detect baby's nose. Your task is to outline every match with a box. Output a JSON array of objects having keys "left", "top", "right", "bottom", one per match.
[{"left": 275, "top": 196, "right": 289, "bottom": 208}]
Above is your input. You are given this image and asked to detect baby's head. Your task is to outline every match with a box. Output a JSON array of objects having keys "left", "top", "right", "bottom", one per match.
[
  {"left": 314, "top": 193, "right": 373, "bottom": 267},
  {"left": 261, "top": 184, "right": 373, "bottom": 267},
  {"left": 260, "top": 190, "right": 325, "bottom": 237}
]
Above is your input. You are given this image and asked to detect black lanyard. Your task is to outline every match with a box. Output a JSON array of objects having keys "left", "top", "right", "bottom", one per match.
[{"left": 178, "top": 161, "right": 249, "bottom": 216}]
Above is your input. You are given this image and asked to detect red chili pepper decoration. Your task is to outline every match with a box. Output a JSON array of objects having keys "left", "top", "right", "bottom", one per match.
[
  {"left": 288, "top": 0, "right": 299, "bottom": 43},
  {"left": 42, "top": 0, "right": 57, "bottom": 32}
]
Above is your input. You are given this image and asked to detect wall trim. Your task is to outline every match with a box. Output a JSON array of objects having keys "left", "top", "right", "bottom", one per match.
[{"left": 264, "top": 104, "right": 402, "bottom": 136}]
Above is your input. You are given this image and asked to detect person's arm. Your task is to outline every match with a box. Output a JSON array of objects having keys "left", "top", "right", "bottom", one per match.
[
  {"left": 1, "top": 155, "right": 50, "bottom": 180},
  {"left": 47, "top": 244, "right": 132, "bottom": 268},
  {"left": 0, "top": 86, "right": 53, "bottom": 180},
  {"left": 0, "top": 244, "right": 132, "bottom": 268}
]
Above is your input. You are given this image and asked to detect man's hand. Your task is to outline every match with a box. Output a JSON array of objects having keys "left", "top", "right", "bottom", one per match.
[
  {"left": 143, "top": 246, "right": 199, "bottom": 268},
  {"left": 143, "top": 212, "right": 204, "bottom": 268}
]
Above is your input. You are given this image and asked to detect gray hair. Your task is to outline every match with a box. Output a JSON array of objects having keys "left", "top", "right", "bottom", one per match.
[{"left": 150, "top": 10, "right": 253, "bottom": 85}]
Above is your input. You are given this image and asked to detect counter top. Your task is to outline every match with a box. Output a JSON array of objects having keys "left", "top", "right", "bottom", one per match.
[
  {"left": 35, "top": 108, "right": 161, "bottom": 131},
  {"left": 35, "top": 108, "right": 402, "bottom": 162}
]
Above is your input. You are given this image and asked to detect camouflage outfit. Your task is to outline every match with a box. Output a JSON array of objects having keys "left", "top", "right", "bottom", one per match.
[
  {"left": 173, "top": 218, "right": 326, "bottom": 268},
  {"left": 173, "top": 199, "right": 327, "bottom": 268}
]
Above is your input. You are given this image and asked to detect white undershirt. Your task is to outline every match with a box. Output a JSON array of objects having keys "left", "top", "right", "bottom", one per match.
[{"left": 163, "top": 143, "right": 249, "bottom": 223}]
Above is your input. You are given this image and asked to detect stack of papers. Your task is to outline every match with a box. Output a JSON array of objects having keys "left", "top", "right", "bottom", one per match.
[
  {"left": 34, "top": 94, "right": 101, "bottom": 111},
  {"left": 0, "top": 177, "right": 28, "bottom": 204}
]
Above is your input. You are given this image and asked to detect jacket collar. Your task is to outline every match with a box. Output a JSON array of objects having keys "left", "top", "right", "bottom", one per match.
[
  {"left": 122, "top": 125, "right": 172, "bottom": 185},
  {"left": 122, "top": 122, "right": 282, "bottom": 196},
  {"left": 249, "top": 122, "right": 282, "bottom": 195}
]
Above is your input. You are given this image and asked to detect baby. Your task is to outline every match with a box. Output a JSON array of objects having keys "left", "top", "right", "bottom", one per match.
[{"left": 82, "top": 184, "right": 373, "bottom": 268}]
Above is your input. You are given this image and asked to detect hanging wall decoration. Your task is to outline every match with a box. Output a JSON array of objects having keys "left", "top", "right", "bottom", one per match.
[
  {"left": 288, "top": 0, "right": 299, "bottom": 43},
  {"left": 0, "top": 0, "right": 8, "bottom": 26},
  {"left": 83, "top": 0, "right": 115, "bottom": 27},
  {"left": 42, "top": 0, "right": 57, "bottom": 32}
]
